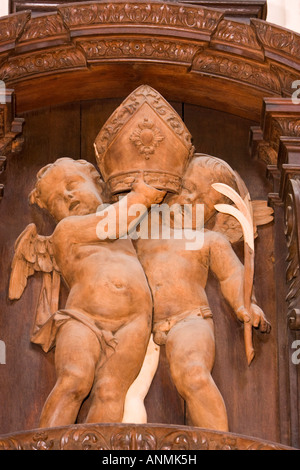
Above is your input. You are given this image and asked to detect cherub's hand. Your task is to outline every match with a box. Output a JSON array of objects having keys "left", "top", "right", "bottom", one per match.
[
  {"left": 250, "top": 303, "right": 271, "bottom": 333},
  {"left": 132, "top": 174, "right": 166, "bottom": 205},
  {"left": 236, "top": 304, "right": 271, "bottom": 334}
]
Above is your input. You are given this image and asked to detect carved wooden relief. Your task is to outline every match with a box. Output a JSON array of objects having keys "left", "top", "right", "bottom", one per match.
[
  {"left": 0, "top": 1, "right": 298, "bottom": 116},
  {"left": 0, "top": 424, "right": 293, "bottom": 451},
  {"left": 0, "top": 89, "right": 24, "bottom": 156},
  {"left": 252, "top": 19, "right": 300, "bottom": 70},
  {"left": 250, "top": 98, "right": 300, "bottom": 167},
  {"left": 9, "top": 0, "right": 268, "bottom": 21},
  {"left": 1, "top": 0, "right": 300, "bottom": 452},
  {"left": 285, "top": 179, "right": 300, "bottom": 330}
]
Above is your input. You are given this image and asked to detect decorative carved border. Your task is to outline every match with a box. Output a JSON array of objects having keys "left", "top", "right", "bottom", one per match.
[
  {"left": 285, "top": 178, "right": 300, "bottom": 330},
  {"left": 250, "top": 99, "right": 300, "bottom": 167},
  {"left": 0, "top": 423, "right": 294, "bottom": 450},
  {"left": 0, "top": 45, "right": 87, "bottom": 82},
  {"left": 58, "top": 1, "right": 224, "bottom": 39},
  {"left": 77, "top": 36, "right": 200, "bottom": 65},
  {"left": 191, "top": 49, "right": 281, "bottom": 94},
  {"left": 9, "top": 1, "right": 268, "bottom": 21},
  {"left": 210, "top": 19, "right": 265, "bottom": 61},
  {"left": 0, "top": 1, "right": 298, "bottom": 100},
  {"left": 252, "top": 19, "right": 300, "bottom": 69}
]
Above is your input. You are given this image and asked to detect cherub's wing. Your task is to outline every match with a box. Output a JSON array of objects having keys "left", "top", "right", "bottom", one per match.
[
  {"left": 8, "top": 223, "right": 60, "bottom": 330},
  {"left": 9, "top": 224, "right": 54, "bottom": 300}
]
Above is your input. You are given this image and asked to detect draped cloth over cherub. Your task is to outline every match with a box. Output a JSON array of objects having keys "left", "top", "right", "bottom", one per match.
[
  {"left": 32, "top": 309, "right": 118, "bottom": 367},
  {"left": 8, "top": 223, "right": 118, "bottom": 368}
]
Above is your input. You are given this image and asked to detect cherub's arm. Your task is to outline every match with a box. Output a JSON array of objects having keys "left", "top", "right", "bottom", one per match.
[
  {"left": 54, "top": 179, "right": 165, "bottom": 245},
  {"left": 209, "top": 232, "right": 270, "bottom": 333}
]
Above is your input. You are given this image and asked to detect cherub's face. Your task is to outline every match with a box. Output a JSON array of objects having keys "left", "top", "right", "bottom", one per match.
[
  {"left": 36, "top": 164, "right": 104, "bottom": 222},
  {"left": 166, "top": 165, "right": 220, "bottom": 228}
]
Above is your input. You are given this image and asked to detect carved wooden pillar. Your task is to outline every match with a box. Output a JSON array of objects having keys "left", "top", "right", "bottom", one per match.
[
  {"left": 252, "top": 97, "right": 300, "bottom": 447},
  {"left": 0, "top": 89, "right": 24, "bottom": 200},
  {"left": 281, "top": 142, "right": 300, "bottom": 448}
]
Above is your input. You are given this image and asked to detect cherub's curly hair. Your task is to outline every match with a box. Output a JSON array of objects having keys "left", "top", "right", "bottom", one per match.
[
  {"left": 29, "top": 157, "right": 107, "bottom": 208},
  {"left": 189, "top": 154, "right": 238, "bottom": 188}
]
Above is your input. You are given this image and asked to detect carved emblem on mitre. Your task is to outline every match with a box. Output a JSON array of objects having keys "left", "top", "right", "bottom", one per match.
[{"left": 94, "top": 85, "right": 193, "bottom": 194}]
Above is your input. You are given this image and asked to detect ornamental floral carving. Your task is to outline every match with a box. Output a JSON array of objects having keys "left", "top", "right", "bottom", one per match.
[
  {"left": 59, "top": 2, "right": 224, "bottom": 36},
  {"left": 252, "top": 20, "right": 300, "bottom": 66},
  {"left": 0, "top": 424, "right": 293, "bottom": 450},
  {"left": 0, "top": 46, "right": 87, "bottom": 82},
  {"left": 270, "top": 65, "right": 300, "bottom": 96},
  {"left": 18, "top": 14, "right": 68, "bottom": 43},
  {"left": 211, "top": 19, "right": 264, "bottom": 60},
  {"left": 192, "top": 50, "right": 281, "bottom": 94},
  {"left": 0, "top": 11, "right": 30, "bottom": 45},
  {"left": 77, "top": 37, "right": 199, "bottom": 64},
  {"left": 130, "top": 118, "right": 165, "bottom": 158}
]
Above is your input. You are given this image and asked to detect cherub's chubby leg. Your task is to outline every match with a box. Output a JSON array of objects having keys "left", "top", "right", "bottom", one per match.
[
  {"left": 39, "top": 320, "right": 100, "bottom": 428},
  {"left": 165, "top": 317, "right": 228, "bottom": 432},
  {"left": 85, "top": 315, "right": 151, "bottom": 424}
]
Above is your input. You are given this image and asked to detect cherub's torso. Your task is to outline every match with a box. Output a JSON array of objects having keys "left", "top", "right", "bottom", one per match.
[
  {"left": 134, "top": 230, "right": 216, "bottom": 323},
  {"left": 52, "top": 224, "right": 152, "bottom": 332}
]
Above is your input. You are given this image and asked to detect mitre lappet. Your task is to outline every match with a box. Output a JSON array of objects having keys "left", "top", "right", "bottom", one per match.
[{"left": 94, "top": 85, "right": 194, "bottom": 195}]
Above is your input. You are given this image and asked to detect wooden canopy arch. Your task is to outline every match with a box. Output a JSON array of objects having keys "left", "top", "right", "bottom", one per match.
[
  {"left": 0, "top": 0, "right": 298, "bottom": 120},
  {"left": 1, "top": 0, "right": 300, "bottom": 451}
]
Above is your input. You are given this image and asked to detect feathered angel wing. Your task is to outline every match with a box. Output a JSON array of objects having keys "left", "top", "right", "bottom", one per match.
[
  {"left": 9, "top": 224, "right": 54, "bottom": 300},
  {"left": 9, "top": 223, "right": 61, "bottom": 331}
]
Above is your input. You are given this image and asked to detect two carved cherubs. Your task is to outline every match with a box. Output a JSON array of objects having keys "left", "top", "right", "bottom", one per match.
[{"left": 9, "top": 86, "right": 272, "bottom": 432}]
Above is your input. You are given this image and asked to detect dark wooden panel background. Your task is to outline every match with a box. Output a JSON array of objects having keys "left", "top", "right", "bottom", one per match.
[{"left": 0, "top": 98, "right": 279, "bottom": 443}]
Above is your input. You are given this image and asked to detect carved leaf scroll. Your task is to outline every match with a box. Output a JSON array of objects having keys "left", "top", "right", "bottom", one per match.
[
  {"left": 0, "top": 424, "right": 294, "bottom": 450},
  {"left": 59, "top": 2, "right": 224, "bottom": 36},
  {"left": 285, "top": 179, "right": 300, "bottom": 330},
  {"left": 0, "top": 46, "right": 87, "bottom": 82},
  {"left": 191, "top": 50, "right": 281, "bottom": 94}
]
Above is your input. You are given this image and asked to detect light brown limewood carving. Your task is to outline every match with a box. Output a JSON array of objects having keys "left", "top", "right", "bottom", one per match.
[{"left": 9, "top": 85, "right": 272, "bottom": 431}]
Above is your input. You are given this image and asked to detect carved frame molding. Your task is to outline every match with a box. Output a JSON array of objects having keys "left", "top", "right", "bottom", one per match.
[
  {"left": 0, "top": 2, "right": 299, "bottom": 116},
  {"left": 0, "top": 423, "right": 294, "bottom": 450}
]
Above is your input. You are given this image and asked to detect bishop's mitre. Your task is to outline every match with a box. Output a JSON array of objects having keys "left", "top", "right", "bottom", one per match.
[{"left": 94, "top": 85, "right": 194, "bottom": 195}]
